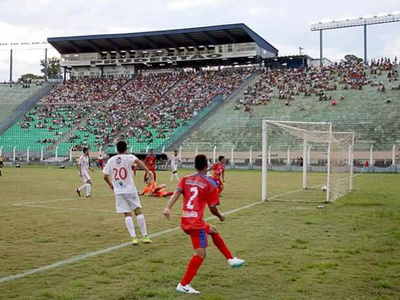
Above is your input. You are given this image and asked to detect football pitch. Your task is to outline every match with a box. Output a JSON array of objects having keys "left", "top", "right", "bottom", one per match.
[{"left": 0, "top": 166, "right": 399, "bottom": 300}]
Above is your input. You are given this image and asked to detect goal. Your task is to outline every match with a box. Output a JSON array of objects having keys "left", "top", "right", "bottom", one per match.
[{"left": 261, "top": 120, "right": 354, "bottom": 203}]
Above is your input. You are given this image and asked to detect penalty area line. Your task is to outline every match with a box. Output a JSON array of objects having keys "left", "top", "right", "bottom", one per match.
[{"left": 0, "top": 200, "right": 264, "bottom": 284}]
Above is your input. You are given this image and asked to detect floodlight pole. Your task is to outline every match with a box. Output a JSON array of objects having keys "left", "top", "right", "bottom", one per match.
[
  {"left": 9, "top": 49, "right": 13, "bottom": 86},
  {"left": 364, "top": 24, "right": 367, "bottom": 63},
  {"left": 312, "top": 12, "right": 400, "bottom": 66},
  {"left": 44, "top": 48, "right": 48, "bottom": 82},
  {"left": 319, "top": 30, "right": 323, "bottom": 67}
]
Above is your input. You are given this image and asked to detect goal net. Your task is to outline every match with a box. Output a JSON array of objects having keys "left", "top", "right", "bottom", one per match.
[{"left": 261, "top": 120, "right": 354, "bottom": 203}]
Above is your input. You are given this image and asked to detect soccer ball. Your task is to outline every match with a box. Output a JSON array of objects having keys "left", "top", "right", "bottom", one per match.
[{"left": 321, "top": 185, "right": 328, "bottom": 192}]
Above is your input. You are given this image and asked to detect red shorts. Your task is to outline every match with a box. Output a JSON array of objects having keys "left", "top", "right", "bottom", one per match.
[
  {"left": 213, "top": 178, "right": 223, "bottom": 187},
  {"left": 183, "top": 223, "right": 210, "bottom": 249}
]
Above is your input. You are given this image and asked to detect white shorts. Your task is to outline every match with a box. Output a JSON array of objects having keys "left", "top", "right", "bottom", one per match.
[
  {"left": 171, "top": 164, "right": 178, "bottom": 172},
  {"left": 81, "top": 171, "right": 91, "bottom": 183},
  {"left": 115, "top": 193, "right": 142, "bottom": 213}
]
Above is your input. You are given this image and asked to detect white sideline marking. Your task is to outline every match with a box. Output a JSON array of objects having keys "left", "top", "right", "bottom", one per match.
[
  {"left": 0, "top": 200, "right": 263, "bottom": 284},
  {"left": 18, "top": 195, "right": 110, "bottom": 205},
  {"left": 12, "top": 204, "right": 115, "bottom": 214},
  {"left": 12, "top": 204, "right": 170, "bottom": 216}
]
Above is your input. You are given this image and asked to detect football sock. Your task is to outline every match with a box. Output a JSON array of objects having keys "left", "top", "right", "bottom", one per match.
[
  {"left": 136, "top": 214, "right": 148, "bottom": 236},
  {"left": 86, "top": 184, "right": 91, "bottom": 196},
  {"left": 175, "top": 173, "right": 180, "bottom": 180},
  {"left": 125, "top": 216, "right": 136, "bottom": 238},
  {"left": 212, "top": 233, "right": 234, "bottom": 259},
  {"left": 170, "top": 174, "right": 174, "bottom": 181},
  {"left": 78, "top": 184, "right": 86, "bottom": 192},
  {"left": 181, "top": 255, "right": 204, "bottom": 286}
]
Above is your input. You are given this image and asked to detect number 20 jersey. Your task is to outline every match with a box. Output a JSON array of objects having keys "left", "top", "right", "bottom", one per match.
[
  {"left": 177, "top": 174, "right": 220, "bottom": 231},
  {"left": 103, "top": 154, "right": 138, "bottom": 195}
]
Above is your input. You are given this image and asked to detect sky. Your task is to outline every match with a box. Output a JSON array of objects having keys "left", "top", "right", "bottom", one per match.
[{"left": 0, "top": 0, "right": 399, "bottom": 81}]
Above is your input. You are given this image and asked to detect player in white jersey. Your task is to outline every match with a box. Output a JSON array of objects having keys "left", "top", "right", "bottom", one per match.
[
  {"left": 103, "top": 141, "right": 154, "bottom": 245},
  {"left": 169, "top": 149, "right": 181, "bottom": 181},
  {"left": 76, "top": 147, "right": 94, "bottom": 198}
]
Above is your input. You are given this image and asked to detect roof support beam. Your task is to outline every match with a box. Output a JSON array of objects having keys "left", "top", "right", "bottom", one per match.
[
  {"left": 202, "top": 31, "right": 217, "bottom": 45},
  {"left": 105, "top": 39, "right": 120, "bottom": 51},
  {"left": 143, "top": 36, "right": 158, "bottom": 49},
  {"left": 182, "top": 34, "right": 198, "bottom": 48},
  {"left": 87, "top": 40, "right": 102, "bottom": 53},
  {"left": 125, "top": 38, "right": 138, "bottom": 50},
  {"left": 163, "top": 35, "right": 177, "bottom": 48},
  {"left": 68, "top": 41, "right": 81, "bottom": 53},
  {"left": 223, "top": 30, "right": 237, "bottom": 43}
]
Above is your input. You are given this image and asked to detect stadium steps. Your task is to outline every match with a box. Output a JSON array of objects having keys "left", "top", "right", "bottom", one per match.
[
  {"left": 46, "top": 79, "right": 137, "bottom": 154},
  {"left": 0, "top": 82, "right": 56, "bottom": 135},
  {"left": 105, "top": 75, "right": 185, "bottom": 151},
  {"left": 165, "top": 71, "right": 259, "bottom": 151},
  {"left": 179, "top": 69, "right": 400, "bottom": 152}
]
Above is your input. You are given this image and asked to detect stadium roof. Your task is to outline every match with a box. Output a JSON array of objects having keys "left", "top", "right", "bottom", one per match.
[{"left": 48, "top": 23, "right": 278, "bottom": 55}]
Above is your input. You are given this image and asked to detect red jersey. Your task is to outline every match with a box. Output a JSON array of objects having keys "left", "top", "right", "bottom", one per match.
[
  {"left": 211, "top": 162, "right": 225, "bottom": 179},
  {"left": 145, "top": 154, "right": 156, "bottom": 171},
  {"left": 177, "top": 174, "right": 220, "bottom": 231}
]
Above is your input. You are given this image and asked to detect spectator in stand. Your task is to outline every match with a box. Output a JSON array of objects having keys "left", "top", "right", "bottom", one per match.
[{"left": 39, "top": 75, "right": 129, "bottom": 105}]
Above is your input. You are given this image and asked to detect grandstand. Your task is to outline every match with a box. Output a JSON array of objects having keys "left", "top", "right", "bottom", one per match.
[
  {"left": 0, "top": 84, "right": 41, "bottom": 123},
  {"left": 0, "top": 24, "right": 275, "bottom": 160},
  {"left": 180, "top": 60, "right": 400, "bottom": 161},
  {"left": 0, "top": 24, "right": 398, "bottom": 171}
]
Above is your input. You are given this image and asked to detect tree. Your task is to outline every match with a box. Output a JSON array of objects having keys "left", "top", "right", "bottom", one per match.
[
  {"left": 40, "top": 57, "right": 61, "bottom": 78},
  {"left": 344, "top": 54, "right": 363, "bottom": 63},
  {"left": 18, "top": 73, "right": 44, "bottom": 83}
]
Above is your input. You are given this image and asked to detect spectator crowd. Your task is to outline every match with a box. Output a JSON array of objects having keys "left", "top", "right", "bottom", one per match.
[{"left": 236, "top": 57, "right": 398, "bottom": 114}]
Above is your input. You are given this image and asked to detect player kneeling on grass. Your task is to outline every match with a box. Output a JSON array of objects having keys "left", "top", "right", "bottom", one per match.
[
  {"left": 103, "top": 141, "right": 153, "bottom": 246},
  {"left": 163, "top": 154, "right": 244, "bottom": 294}
]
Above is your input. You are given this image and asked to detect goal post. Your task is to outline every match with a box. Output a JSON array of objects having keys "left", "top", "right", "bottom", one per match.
[{"left": 261, "top": 120, "right": 354, "bottom": 203}]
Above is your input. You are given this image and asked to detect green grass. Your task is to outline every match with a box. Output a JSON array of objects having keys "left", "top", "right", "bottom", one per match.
[{"left": 0, "top": 166, "right": 399, "bottom": 299}]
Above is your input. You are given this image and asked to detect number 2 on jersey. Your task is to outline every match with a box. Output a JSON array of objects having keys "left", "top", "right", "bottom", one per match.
[{"left": 186, "top": 187, "right": 198, "bottom": 209}]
